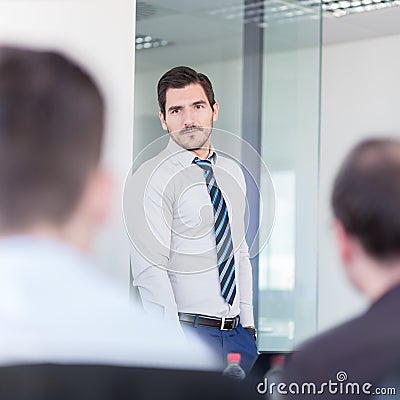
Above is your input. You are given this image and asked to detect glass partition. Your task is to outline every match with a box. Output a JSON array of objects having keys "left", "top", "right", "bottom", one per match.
[{"left": 258, "top": 5, "right": 322, "bottom": 351}]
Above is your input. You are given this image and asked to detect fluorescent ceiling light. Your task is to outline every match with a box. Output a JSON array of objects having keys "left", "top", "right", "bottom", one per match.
[
  {"left": 208, "top": 0, "right": 400, "bottom": 22},
  {"left": 135, "top": 34, "right": 170, "bottom": 50}
]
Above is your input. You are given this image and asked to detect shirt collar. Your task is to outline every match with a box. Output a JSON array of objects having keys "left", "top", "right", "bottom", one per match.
[
  {"left": 0, "top": 234, "right": 93, "bottom": 272},
  {"left": 164, "top": 138, "right": 218, "bottom": 167}
]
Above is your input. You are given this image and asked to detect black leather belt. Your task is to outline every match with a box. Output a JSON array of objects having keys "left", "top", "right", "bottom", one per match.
[{"left": 178, "top": 312, "right": 240, "bottom": 331}]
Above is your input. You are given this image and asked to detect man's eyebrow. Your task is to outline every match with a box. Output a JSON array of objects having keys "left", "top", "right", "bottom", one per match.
[
  {"left": 167, "top": 100, "right": 208, "bottom": 112},
  {"left": 168, "top": 105, "right": 183, "bottom": 112}
]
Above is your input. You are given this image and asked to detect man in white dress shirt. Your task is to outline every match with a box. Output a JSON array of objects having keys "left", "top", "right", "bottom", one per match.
[
  {"left": 128, "top": 66, "right": 258, "bottom": 371},
  {"left": 0, "top": 48, "right": 218, "bottom": 371}
]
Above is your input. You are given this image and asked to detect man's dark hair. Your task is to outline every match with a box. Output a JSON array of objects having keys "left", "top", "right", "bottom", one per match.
[
  {"left": 0, "top": 46, "right": 104, "bottom": 230},
  {"left": 157, "top": 66, "right": 215, "bottom": 117},
  {"left": 332, "top": 138, "right": 400, "bottom": 260}
]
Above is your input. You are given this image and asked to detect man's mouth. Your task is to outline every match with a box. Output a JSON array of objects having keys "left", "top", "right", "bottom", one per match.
[{"left": 181, "top": 127, "right": 202, "bottom": 135}]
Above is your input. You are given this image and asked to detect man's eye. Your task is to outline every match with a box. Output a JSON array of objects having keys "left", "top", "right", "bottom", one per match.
[
  {"left": 170, "top": 109, "right": 179, "bottom": 114},
  {"left": 195, "top": 105, "right": 204, "bottom": 109}
]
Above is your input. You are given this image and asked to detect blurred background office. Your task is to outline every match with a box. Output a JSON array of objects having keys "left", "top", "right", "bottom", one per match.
[{"left": 1, "top": 0, "right": 399, "bottom": 354}]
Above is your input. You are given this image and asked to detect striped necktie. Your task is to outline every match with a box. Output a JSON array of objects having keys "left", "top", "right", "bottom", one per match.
[{"left": 193, "top": 157, "right": 236, "bottom": 305}]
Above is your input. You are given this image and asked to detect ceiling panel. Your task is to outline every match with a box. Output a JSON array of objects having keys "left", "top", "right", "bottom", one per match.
[
  {"left": 323, "top": 14, "right": 381, "bottom": 44},
  {"left": 343, "top": 7, "right": 400, "bottom": 35},
  {"left": 323, "top": 7, "right": 400, "bottom": 44},
  {"left": 139, "top": 0, "right": 243, "bottom": 14},
  {"left": 136, "top": 37, "right": 243, "bottom": 70},
  {"left": 137, "top": 13, "right": 242, "bottom": 42}
]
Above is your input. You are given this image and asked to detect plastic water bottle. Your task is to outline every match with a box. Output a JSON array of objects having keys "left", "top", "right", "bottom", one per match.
[{"left": 222, "top": 353, "right": 246, "bottom": 380}]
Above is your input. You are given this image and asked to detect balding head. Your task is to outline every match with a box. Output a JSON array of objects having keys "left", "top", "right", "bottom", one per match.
[{"left": 332, "top": 138, "right": 400, "bottom": 261}]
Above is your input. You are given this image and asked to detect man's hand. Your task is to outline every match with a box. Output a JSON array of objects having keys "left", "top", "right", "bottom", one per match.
[{"left": 244, "top": 326, "right": 257, "bottom": 341}]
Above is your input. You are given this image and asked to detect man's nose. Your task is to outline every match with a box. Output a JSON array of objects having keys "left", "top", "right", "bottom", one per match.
[{"left": 183, "top": 108, "right": 195, "bottom": 126}]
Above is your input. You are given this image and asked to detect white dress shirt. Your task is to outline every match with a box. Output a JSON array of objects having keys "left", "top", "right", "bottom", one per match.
[
  {"left": 0, "top": 235, "right": 219, "bottom": 370},
  {"left": 127, "top": 138, "right": 254, "bottom": 327}
]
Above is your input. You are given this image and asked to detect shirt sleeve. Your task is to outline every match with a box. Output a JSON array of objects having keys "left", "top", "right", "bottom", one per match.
[
  {"left": 238, "top": 240, "right": 255, "bottom": 327},
  {"left": 131, "top": 249, "right": 179, "bottom": 322},
  {"left": 127, "top": 162, "right": 179, "bottom": 324}
]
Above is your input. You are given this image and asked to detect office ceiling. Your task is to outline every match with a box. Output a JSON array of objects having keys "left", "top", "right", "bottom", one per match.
[
  {"left": 324, "top": 6, "right": 400, "bottom": 44},
  {"left": 136, "top": 0, "right": 400, "bottom": 67}
]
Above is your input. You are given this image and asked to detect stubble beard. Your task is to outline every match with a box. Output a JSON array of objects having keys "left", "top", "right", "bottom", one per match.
[{"left": 169, "top": 120, "right": 213, "bottom": 152}]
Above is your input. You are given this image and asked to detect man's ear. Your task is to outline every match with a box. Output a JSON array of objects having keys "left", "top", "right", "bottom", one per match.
[
  {"left": 212, "top": 101, "right": 219, "bottom": 123},
  {"left": 159, "top": 111, "right": 168, "bottom": 131},
  {"left": 333, "top": 219, "right": 353, "bottom": 265},
  {"left": 83, "top": 167, "right": 114, "bottom": 227}
]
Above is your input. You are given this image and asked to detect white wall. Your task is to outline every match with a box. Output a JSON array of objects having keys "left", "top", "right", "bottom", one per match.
[
  {"left": 0, "top": 0, "right": 136, "bottom": 284},
  {"left": 318, "top": 33, "right": 400, "bottom": 331}
]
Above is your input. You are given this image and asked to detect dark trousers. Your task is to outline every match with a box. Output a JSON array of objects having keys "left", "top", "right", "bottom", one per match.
[{"left": 181, "top": 323, "right": 258, "bottom": 373}]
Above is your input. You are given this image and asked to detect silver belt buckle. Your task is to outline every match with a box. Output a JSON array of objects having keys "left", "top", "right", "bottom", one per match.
[
  {"left": 220, "top": 316, "right": 229, "bottom": 330},
  {"left": 232, "top": 317, "right": 237, "bottom": 329}
]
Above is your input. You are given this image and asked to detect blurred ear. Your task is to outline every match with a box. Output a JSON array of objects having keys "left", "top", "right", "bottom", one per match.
[
  {"left": 333, "top": 219, "right": 353, "bottom": 265},
  {"left": 82, "top": 167, "right": 114, "bottom": 227}
]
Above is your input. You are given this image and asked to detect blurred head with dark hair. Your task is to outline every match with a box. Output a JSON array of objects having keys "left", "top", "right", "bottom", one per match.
[
  {"left": 332, "top": 138, "right": 400, "bottom": 300},
  {"left": 0, "top": 46, "right": 111, "bottom": 250}
]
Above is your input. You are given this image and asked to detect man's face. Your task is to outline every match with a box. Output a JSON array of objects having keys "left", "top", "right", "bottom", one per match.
[{"left": 159, "top": 83, "right": 219, "bottom": 151}]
